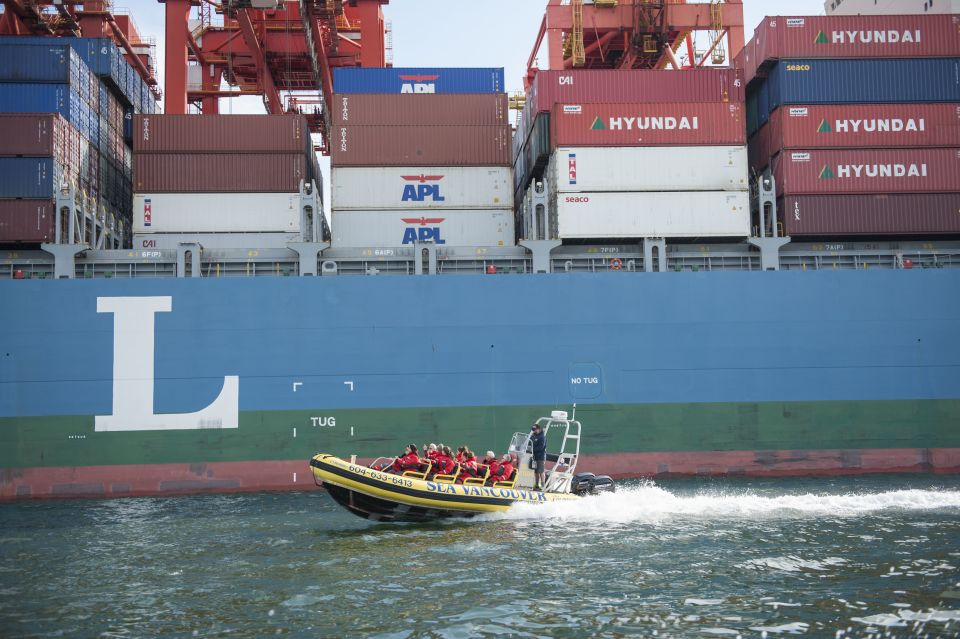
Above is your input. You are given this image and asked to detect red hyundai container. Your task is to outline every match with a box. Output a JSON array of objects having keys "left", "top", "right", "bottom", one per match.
[
  {"left": 550, "top": 102, "right": 746, "bottom": 147},
  {"left": 750, "top": 104, "right": 960, "bottom": 171},
  {"left": 133, "top": 153, "right": 311, "bottom": 192},
  {"left": 132, "top": 114, "right": 311, "bottom": 153},
  {"left": 331, "top": 93, "right": 508, "bottom": 126},
  {"left": 0, "top": 200, "right": 56, "bottom": 243},
  {"left": 743, "top": 14, "right": 960, "bottom": 84},
  {"left": 330, "top": 125, "right": 511, "bottom": 166},
  {"left": 771, "top": 148, "right": 960, "bottom": 195},
  {"left": 778, "top": 193, "right": 960, "bottom": 236}
]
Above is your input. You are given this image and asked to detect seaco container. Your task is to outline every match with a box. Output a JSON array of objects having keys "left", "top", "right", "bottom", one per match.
[
  {"left": 331, "top": 93, "right": 508, "bottom": 126},
  {"left": 330, "top": 125, "right": 511, "bottom": 166},
  {"left": 132, "top": 114, "right": 311, "bottom": 153},
  {"left": 550, "top": 102, "right": 746, "bottom": 147},
  {"left": 132, "top": 193, "right": 302, "bottom": 234},
  {"left": 333, "top": 67, "right": 504, "bottom": 94},
  {"left": 331, "top": 167, "right": 513, "bottom": 210},
  {"left": 331, "top": 209, "right": 515, "bottom": 248},
  {"left": 764, "top": 59, "right": 960, "bottom": 114},
  {"left": 0, "top": 200, "right": 56, "bottom": 243},
  {"left": 133, "top": 154, "right": 313, "bottom": 193},
  {"left": 546, "top": 147, "right": 749, "bottom": 193},
  {"left": 750, "top": 104, "right": 960, "bottom": 171},
  {"left": 771, "top": 148, "right": 960, "bottom": 195},
  {"left": 551, "top": 191, "right": 750, "bottom": 239},
  {"left": 743, "top": 15, "right": 960, "bottom": 84},
  {"left": 778, "top": 194, "right": 960, "bottom": 236}
]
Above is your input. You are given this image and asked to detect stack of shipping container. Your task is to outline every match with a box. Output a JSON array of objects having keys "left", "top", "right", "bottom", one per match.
[
  {"left": 513, "top": 69, "right": 750, "bottom": 241},
  {"left": 130, "top": 114, "right": 323, "bottom": 249},
  {"left": 0, "top": 38, "right": 158, "bottom": 246},
  {"left": 329, "top": 67, "right": 514, "bottom": 248},
  {"left": 743, "top": 15, "right": 960, "bottom": 236}
]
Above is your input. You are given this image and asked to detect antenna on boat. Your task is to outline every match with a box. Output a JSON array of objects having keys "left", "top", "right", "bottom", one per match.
[{"left": 571, "top": 403, "right": 577, "bottom": 421}]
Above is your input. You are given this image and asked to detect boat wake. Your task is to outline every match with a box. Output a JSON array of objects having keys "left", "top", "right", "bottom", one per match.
[{"left": 484, "top": 482, "right": 960, "bottom": 523}]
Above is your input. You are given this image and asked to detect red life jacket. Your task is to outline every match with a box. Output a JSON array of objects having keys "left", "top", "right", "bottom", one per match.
[
  {"left": 455, "top": 452, "right": 465, "bottom": 464},
  {"left": 484, "top": 459, "right": 500, "bottom": 478},
  {"left": 461, "top": 459, "right": 478, "bottom": 477},
  {"left": 435, "top": 454, "right": 454, "bottom": 475},
  {"left": 393, "top": 451, "right": 421, "bottom": 472},
  {"left": 496, "top": 461, "right": 514, "bottom": 482}
]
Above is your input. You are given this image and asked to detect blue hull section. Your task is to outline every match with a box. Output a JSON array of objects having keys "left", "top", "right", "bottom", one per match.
[{"left": 1, "top": 271, "right": 959, "bottom": 420}]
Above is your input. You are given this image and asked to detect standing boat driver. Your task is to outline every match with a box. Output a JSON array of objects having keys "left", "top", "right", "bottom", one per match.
[{"left": 530, "top": 423, "right": 547, "bottom": 490}]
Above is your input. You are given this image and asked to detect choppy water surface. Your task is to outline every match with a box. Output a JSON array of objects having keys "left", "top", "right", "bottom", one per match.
[{"left": 2, "top": 475, "right": 960, "bottom": 638}]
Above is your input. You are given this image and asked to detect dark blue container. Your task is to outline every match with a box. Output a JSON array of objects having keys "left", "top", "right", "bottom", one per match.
[
  {"left": 0, "top": 44, "right": 82, "bottom": 84},
  {"left": 333, "top": 67, "right": 504, "bottom": 94},
  {"left": 0, "top": 84, "right": 84, "bottom": 130},
  {"left": 123, "top": 105, "right": 134, "bottom": 143},
  {"left": 1, "top": 37, "right": 141, "bottom": 109},
  {"left": 766, "top": 58, "right": 960, "bottom": 114},
  {"left": 757, "top": 81, "right": 770, "bottom": 128},
  {"left": 0, "top": 157, "right": 64, "bottom": 198}
]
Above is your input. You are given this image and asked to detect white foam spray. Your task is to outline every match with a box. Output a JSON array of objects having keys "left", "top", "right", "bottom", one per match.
[{"left": 484, "top": 482, "right": 960, "bottom": 524}]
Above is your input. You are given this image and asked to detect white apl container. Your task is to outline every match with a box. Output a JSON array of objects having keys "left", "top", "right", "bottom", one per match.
[
  {"left": 551, "top": 191, "right": 750, "bottom": 239},
  {"left": 546, "top": 146, "right": 749, "bottom": 193},
  {"left": 331, "top": 166, "right": 513, "bottom": 210},
  {"left": 332, "top": 209, "right": 515, "bottom": 248},
  {"left": 133, "top": 192, "right": 301, "bottom": 234}
]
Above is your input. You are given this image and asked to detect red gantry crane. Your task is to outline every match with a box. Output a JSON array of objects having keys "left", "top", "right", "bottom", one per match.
[
  {"left": 162, "top": 0, "right": 388, "bottom": 153},
  {"left": 524, "top": 0, "right": 745, "bottom": 88},
  {"left": 0, "top": 0, "right": 389, "bottom": 154}
]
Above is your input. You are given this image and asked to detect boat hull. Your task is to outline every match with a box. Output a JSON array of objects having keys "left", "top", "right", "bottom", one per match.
[{"left": 309, "top": 454, "right": 574, "bottom": 521}]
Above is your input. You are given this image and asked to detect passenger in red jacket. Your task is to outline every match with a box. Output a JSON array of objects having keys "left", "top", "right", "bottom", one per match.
[
  {"left": 391, "top": 444, "right": 423, "bottom": 473},
  {"left": 429, "top": 446, "right": 453, "bottom": 476},
  {"left": 455, "top": 446, "right": 466, "bottom": 464},
  {"left": 456, "top": 451, "right": 479, "bottom": 483},
  {"left": 479, "top": 451, "right": 498, "bottom": 482},
  {"left": 492, "top": 454, "right": 515, "bottom": 485}
]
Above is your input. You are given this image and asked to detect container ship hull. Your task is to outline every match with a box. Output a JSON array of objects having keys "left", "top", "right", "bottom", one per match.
[{"left": 2, "top": 270, "right": 959, "bottom": 500}]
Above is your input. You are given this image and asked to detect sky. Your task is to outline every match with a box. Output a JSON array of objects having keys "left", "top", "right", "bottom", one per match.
[{"left": 126, "top": 0, "right": 828, "bottom": 215}]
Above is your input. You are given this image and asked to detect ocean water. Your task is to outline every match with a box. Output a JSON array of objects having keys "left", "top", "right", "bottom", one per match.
[{"left": 1, "top": 475, "right": 959, "bottom": 638}]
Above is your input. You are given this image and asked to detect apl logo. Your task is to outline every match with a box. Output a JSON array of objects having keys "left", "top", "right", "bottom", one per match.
[
  {"left": 143, "top": 198, "right": 152, "bottom": 227},
  {"left": 400, "top": 74, "right": 439, "bottom": 93},
  {"left": 402, "top": 217, "right": 446, "bottom": 244},
  {"left": 567, "top": 153, "right": 577, "bottom": 185},
  {"left": 401, "top": 174, "right": 445, "bottom": 202}
]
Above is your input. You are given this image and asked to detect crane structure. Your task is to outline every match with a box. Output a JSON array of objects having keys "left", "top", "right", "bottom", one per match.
[
  {"left": 163, "top": 0, "right": 389, "bottom": 152},
  {"left": 1, "top": 0, "right": 389, "bottom": 154},
  {"left": 525, "top": 0, "right": 744, "bottom": 87},
  {"left": 0, "top": 0, "right": 161, "bottom": 97}
]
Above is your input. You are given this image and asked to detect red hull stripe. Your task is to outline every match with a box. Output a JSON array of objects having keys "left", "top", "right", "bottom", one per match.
[{"left": 3, "top": 448, "right": 959, "bottom": 500}]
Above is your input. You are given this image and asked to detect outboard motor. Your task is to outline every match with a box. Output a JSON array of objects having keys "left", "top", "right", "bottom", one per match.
[
  {"left": 571, "top": 472, "right": 596, "bottom": 496},
  {"left": 589, "top": 475, "right": 616, "bottom": 494}
]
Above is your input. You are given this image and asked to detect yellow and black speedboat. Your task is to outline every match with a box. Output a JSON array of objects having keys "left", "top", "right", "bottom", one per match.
[{"left": 310, "top": 409, "right": 615, "bottom": 522}]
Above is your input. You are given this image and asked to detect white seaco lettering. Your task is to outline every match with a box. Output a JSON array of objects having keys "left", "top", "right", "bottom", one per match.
[
  {"left": 836, "top": 163, "right": 928, "bottom": 178},
  {"left": 832, "top": 29, "right": 920, "bottom": 45},
  {"left": 608, "top": 116, "right": 699, "bottom": 131},
  {"left": 94, "top": 297, "right": 239, "bottom": 432},
  {"left": 833, "top": 118, "right": 925, "bottom": 133}
]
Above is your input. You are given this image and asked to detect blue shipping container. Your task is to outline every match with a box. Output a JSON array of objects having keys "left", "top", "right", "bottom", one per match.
[
  {"left": 333, "top": 67, "right": 504, "bottom": 94},
  {"left": 0, "top": 44, "right": 83, "bottom": 85},
  {"left": 0, "top": 157, "right": 64, "bottom": 199},
  {"left": 0, "top": 84, "right": 84, "bottom": 131},
  {"left": 1, "top": 37, "right": 141, "bottom": 110},
  {"left": 765, "top": 58, "right": 960, "bottom": 116}
]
